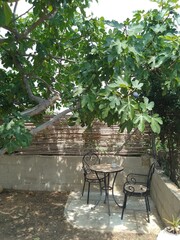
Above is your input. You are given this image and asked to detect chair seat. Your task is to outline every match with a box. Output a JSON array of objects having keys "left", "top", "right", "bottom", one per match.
[
  {"left": 86, "top": 172, "right": 105, "bottom": 182},
  {"left": 124, "top": 183, "right": 147, "bottom": 194}
]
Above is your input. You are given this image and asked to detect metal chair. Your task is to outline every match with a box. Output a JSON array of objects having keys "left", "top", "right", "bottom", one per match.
[
  {"left": 81, "top": 152, "right": 106, "bottom": 204},
  {"left": 121, "top": 162, "right": 155, "bottom": 222}
]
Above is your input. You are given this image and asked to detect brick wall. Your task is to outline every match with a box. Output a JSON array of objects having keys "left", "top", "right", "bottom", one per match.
[{"left": 17, "top": 116, "right": 152, "bottom": 156}]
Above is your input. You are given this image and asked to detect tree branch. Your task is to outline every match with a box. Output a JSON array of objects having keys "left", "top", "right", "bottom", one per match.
[
  {"left": 21, "top": 93, "right": 60, "bottom": 117},
  {"left": 2, "top": 7, "right": 57, "bottom": 40},
  {"left": 13, "top": 6, "right": 34, "bottom": 20},
  {"left": 30, "top": 108, "right": 73, "bottom": 135},
  {"left": 23, "top": 75, "right": 45, "bottom": 103},
  {"left": 34, "top": 76, "right": 59, "bottom": 94},
  {"left": 23, "top": 8, "right": 57, "bottom": 37}
]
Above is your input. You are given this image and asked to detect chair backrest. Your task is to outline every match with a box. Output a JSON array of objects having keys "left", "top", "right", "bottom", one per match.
[
  {"left": 146, "top": 162, "right": 155, "bottom": 189},
  {"left": 82, "top": 152, "right": 100, "bottom": 174}
]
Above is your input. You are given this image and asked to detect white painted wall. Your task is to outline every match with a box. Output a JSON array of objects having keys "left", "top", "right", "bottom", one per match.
[{"left": 0, "top": 155, "right": 149, "bottom": 192}]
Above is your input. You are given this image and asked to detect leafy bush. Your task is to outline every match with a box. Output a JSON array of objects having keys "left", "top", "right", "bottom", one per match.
[{"left": 0, "top": 113, "right": 32, "bottom": 154}]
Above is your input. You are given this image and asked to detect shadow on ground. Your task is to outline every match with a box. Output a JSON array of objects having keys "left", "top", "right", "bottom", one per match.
[{"left": 0, "top": 190, "right": 162, "bottom": 240}]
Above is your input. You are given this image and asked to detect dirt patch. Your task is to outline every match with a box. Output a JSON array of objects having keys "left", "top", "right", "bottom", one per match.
[{"left": 0, "top": 190, "right": 157, "bottom": 240}]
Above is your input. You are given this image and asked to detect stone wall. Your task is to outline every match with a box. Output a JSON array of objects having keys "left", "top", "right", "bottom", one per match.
[{"left": 151, "top": 165, "right": 180, "bottom": 225}]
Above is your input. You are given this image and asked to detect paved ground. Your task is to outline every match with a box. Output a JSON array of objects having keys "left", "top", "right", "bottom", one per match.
[{"left": 64, "top": 191, "right": 163, "bottom": 234}]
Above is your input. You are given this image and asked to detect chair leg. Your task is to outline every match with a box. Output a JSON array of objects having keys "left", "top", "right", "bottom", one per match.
[
  {"left": 145, "top": 196, "right": 150, "bottom": 223},
  {"left": 121, "top": 194, "right": 127, "bottom": 220},
  {"left": 99, "top": 181, "right": 102, "bottom": 196},
  {"left": 104, "top": 175, "right": 107, "bottom": 204},
  {"left": 87, "top": 182, "right": 90, "bottom": 204},
  {"left": 146, "top": 196, "right": 150, "bottom": 211},
  {"left": 82, "top": 179, "right": 86, "bottom": 197}
]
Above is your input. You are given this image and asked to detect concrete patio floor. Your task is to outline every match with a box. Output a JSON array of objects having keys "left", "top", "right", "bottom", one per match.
[{"left": 64, "top": 191, "right": 164, "bottom": 234}]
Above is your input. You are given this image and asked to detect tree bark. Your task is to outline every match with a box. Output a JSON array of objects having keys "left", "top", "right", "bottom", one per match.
[{"left": 30, "top": 108, "right": 72, "bottom": 135}]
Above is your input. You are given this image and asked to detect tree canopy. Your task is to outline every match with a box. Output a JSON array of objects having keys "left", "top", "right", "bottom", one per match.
[{"left": 0, "top": 0, "right": 179, "bottom": 154}]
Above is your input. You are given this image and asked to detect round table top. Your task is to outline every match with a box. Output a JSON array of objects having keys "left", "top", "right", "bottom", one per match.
[{"left": 90, "top": 163, "right": 124, "bottom": 173}]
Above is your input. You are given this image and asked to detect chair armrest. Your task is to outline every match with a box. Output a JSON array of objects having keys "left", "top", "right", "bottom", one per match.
[
  {"left": 126, "top": 173, "right": 147, "bottom": 184},
  {"left": 123, "top": 181, "right": 148, "bottom": 193}
]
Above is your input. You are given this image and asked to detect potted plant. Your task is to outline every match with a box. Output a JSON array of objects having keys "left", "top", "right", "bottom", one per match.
[{"left": 157, "top": 216, "right": 180, "bottom": 240}]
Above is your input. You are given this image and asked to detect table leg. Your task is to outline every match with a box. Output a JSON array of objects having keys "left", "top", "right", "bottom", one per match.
[
  {"left": 91, "top": 173, "right": 103, "bottom": 211},
  {"left": 104, "top": 173, "right": 111, "bottom": 216},
  {"left": 112, "top": 172, "right": 123, "bottom": 208},
  {"left": 91, "top": 170, "right": 123, "bottom": 215},
  {"left": 91, "top": 172, "right": 111, "bottom": 215}
]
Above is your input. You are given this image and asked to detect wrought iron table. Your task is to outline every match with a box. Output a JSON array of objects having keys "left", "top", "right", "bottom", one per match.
[{"left": 90, "top": 163, "right": 124, "bottom": 216}]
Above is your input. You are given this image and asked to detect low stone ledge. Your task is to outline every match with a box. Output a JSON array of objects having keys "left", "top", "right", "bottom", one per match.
[
  {"left": 0, "top": 155, "right": 144, "bottom": 192},
  {"left": 151, "top": 167, "right": 180, "bottom": 225}
]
